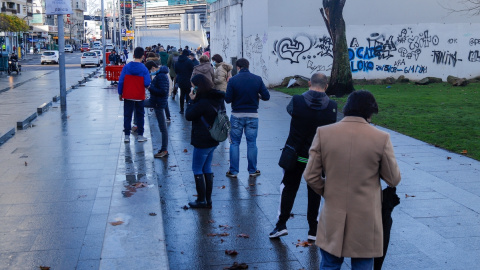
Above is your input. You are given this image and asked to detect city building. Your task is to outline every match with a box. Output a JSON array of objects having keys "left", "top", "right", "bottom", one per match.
[{"left": 1, "top": 0, "right": 34, "bottom": 53}]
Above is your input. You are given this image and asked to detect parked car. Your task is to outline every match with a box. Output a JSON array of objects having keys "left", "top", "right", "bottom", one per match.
[
  {"left": 105, "top": 44, "right": 115, "bottom": 52},
  {"left": 80, "top": 43, "right": 90, "bottom": 53},
  {"left": 41, "top": 50, "right": 59, "bottom": 65},
  {"left": 65, "top": 44, "right": 74, "bottom": 53},
  {"left": 81, "top": 51, "right": 100, "bottom": 68},
  {"left": 91, "top": 50, "right": 103, "bottom": 63}
]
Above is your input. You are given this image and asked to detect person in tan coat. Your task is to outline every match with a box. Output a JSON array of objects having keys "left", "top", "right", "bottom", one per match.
[
  {"left": 191, "top": 55, "right": 215, "bottom": 84},
  {"left": 303, "top": 90, "right": 401, "bottom": 270},
  {"left": 212, "top": 54, "right": 233, "bottom": 92}
]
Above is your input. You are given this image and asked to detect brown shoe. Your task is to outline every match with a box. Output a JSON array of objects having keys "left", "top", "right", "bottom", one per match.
[{"left": 154, "top": 150, "right": 169, "bottom": 158}]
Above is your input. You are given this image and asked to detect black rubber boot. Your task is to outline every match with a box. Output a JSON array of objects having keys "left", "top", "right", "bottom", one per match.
[
  {"left": 204, "top": 173, "right": 214, "bottom": 208},
  {"left": 188, "top": 174, "right": 208, "bottom": 208}
]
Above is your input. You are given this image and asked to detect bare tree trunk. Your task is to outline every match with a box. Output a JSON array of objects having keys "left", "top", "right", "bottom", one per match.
[{"left": 321, "top": 0, "right": 354, "bottom": 97}]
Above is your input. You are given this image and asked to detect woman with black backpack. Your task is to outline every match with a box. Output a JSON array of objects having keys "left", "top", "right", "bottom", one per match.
[{"left": 185, "top": 74, "right": 226, "bottom": 209}]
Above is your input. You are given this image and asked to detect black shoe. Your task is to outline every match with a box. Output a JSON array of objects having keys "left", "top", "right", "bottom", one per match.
[
  {"left": 269, "top": 225, "right": 288, "bottom": 238},
  {"left": 179, "top": 110, "right": 184, "bottom": 114},
  {"left": 226, "top": 171, "right": 237, "bottom": 178},
  {"left": 249, "top": 170, "right": 261, "bottom": 177},
  {"left": 188, "top": 200, "right": 208, "bottom": 208}
]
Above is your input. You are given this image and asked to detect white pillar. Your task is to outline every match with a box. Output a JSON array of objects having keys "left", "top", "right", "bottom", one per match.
[
  {"left": 187, "top": 14, "right": 194, "bottom": 31},
  {"left": 180, "top": 14, "right": 187, "bottom": 31},
  {"left": 194, "top": 13, "right": 201, "bottom": 31}
]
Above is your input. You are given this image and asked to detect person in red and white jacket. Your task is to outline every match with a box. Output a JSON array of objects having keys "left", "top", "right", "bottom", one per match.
[{"left": 118, "top": 47, "right": 151, "bottom": 143}]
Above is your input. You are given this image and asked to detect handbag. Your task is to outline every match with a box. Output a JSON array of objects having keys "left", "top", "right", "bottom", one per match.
[{"left": 278, "top": 144, "right": 298, "bottom": 171}]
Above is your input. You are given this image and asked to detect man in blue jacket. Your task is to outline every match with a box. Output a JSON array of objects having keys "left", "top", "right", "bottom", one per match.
[
  {"left": 225, "top": 58, "right": 270, "bottom": 178},
  {"left": 118, "top": 47, "right": 151, "bottom": 143}
]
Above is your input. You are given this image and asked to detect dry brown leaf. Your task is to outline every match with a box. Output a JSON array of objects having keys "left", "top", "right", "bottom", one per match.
[
  {"left": 447, "top": 157, "right": 452, "bottom": 160},
  {"left": 24, "top": 161, "right": 28, "bottom": 166},
  {"left": 461, "top": 150, "right": 468, "bottom": 154},
  {"left": 218, "top": 185, "right": 226, "bottom": 189},
  {"left": 223, "top": 262, "right": 248, "bottom": 269},
  {"left": 133, "top": 182, "right": 148, "bottom": 188},
  {"left": 149, "top": 213, "right": 157, "bottom": 216},
  {"left": 39, "top": 267, "right": 51, "bottom": 270},
  {"left": 182, "top": 205, "right": 189, "bottom": 210},
  {"left": 405, "top": 194, "right": 416, "bottom": 198},
  {"left": 219, "top": 233, "right": 230, "bottom": 236},
  {"left": 219, "top": 224, "right": 230, "bottom": 228},
  {"left": 183, "top": 149, "right": 188, "bottom": 153},
  {"left": 295, "top": 240, "right": 312, "bottom": 247},
  {"left": 237, "top": 234, "right": 250, "bottom": 238},
  {"left": 110, "top": 221, "right": 124, "bottom": 226},
  {"left": 225, "top": 249, "right": 238, "bottom": 256},
  {"left": 207, "top": 233, "right": 218, "bottom": 237}
]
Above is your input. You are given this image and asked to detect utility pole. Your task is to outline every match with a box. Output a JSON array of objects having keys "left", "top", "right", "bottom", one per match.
[
  {"left": 58, "top": 15, "right": 67, "bottom": 110},
  {"left": 119, "top": 0, "right": 123, "bottom": 50},
  {"left": 101, "top": 0, "right": 106, "bottom": 71},
  {"left": 113, "top": 1, "right": 117, "bottom": 49}
]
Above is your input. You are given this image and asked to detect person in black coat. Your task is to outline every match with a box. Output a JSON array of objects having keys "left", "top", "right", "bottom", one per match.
[
  {"left": 174, "top": 49, "right": 195, "bottom": 114},
  {"left": 185, "top": 74, "right": 226, "bottom": 208}
]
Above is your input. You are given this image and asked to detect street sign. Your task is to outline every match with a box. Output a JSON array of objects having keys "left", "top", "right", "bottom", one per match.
[
  {"left": 45, "top": 0, "right": 73, "bottom": 15},
  {"left": 121, "top": 29, "right": 126, "bottom": 36}
]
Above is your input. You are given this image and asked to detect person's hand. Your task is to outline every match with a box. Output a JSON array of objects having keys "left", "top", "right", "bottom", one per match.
[
  {"left": 119, "top": 95, "right": 123, "bottom": 101},
  {"left": 189, "top": 92, "right": 196, "bottom": 100}
]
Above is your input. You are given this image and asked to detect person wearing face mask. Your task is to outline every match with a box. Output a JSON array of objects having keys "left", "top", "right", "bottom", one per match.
[
  {"left": 174, "top": 49, "right": 195, "bottom": 114},
  {"left": 185, "top": 74, "right": 226, "bottom": 208},
  {"left": 212, "top": 54, "right": 233, "bottom": 92},
  {"left": 144, "top": 61, "right": 171, "bottom": 158}
]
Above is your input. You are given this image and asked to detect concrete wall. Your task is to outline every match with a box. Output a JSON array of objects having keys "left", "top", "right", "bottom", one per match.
[{"left": 211, "top": 0, "right": 480, "bottom": 86}]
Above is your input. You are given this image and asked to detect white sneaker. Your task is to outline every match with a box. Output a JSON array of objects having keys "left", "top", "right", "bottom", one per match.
[
  {"left": 137, "top": 135, "right": 148, "bottom": 142},
  {"left": 124, "top": 135, "right": 130, "bottom": 143}
]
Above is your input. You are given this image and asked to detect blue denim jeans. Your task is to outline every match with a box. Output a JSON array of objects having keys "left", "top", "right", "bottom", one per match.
[
  {"left": 192, "top": 146, "right": 217, "bottom": 175},
  {"left": 124, "top": 100, "right": 144, "bottom": 136},
  {"left": 320, "top": 248, "right": 374, "bottom": 270},
  {"left": 229, "top": 116, "right": 259, "bottom": 174}
]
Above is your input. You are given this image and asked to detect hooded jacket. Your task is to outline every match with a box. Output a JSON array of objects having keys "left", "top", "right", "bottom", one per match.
[
  {"left": 159, "top": 51, "right": 169, "bottom": 66},
  {"left": 167, "top": 51, "right": 180, "bottom": 78},
  {"left": 285, "top": 90, "right": 337, "bottom": 159},
  {"left": 144, "top": 66, "right": 169, "bottom": 109},
  {"left": 117, "top": 61, "right": 151, "bottom": 100},
  {"left": 146, "top": 55, "right": 161, "bottom": 66},
  {"left": 192, "top": 62, "right": 215, "bottom": 84},
  {"left": 174, "top": 55, "right": 195, "bottom": 89},
  {"left": 213, "top": 62, "right": 233, "bottom": 92},
  {"left": 185, "top": 89, "right": 226, "bottom": 149}
]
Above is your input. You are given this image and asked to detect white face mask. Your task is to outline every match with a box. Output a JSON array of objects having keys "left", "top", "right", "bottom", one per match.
[{"left": 212, "top": 60, "right": 216, "bottom": 66}]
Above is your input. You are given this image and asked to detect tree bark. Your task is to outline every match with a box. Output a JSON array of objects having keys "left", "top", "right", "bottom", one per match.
[{"left": 321, "top": 0, "right": 354, "bottom": 97}]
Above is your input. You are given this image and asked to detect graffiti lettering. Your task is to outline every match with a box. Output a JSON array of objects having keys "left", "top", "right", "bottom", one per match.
[
  {"left": 394, "top": 59, "right": 406, "bottom": 66},
  {"left": 398, "top": 47, "right": 421, "bottom": 60},
  {"left": 468, "top": 50, "right": 480, "bottom": 62},
  {"left": 350, "top": 37, "right": 360, "bottom": 48},
  {"left": 314, "top": 36, "right": 333, "bottom": 58},
  {"left": 469, "top": 38, "right": 480, "bottom": 46},
  {"left": 366, "top": 34, "right": 397, "bottom": 60},
  {"left": 408, "top": 30, "right": 439, "bottom": 50},
  {"left": 376, "top": 65, "right": 402, "bottom": 73},
  {"left": 432, "top": 50, "right": 461, "bottom": 67},
  {"left": 448, "top": 38, "right": 458, "bottom": 44},
  {"left": 273, "top": 35, "right": 314, "bottom": 64},
  {"left": 403, "top": 65, "right": 428, "bottom": 74},
  {"left": 307, "top": 60, "right": 332, "bottom": 73},
  {"left": 349, "top": 47, "right": 382, "bottom": 61},
  {"left": 351, "top": 60, "right": 375, "bottom": 73}
]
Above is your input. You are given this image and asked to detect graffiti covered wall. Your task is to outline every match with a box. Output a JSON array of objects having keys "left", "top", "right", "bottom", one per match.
[{"left": 266, "top": 23, "right": 480, "bottom": 86}]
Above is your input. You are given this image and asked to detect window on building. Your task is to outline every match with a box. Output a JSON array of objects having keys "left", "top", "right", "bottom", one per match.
[{"left": 17, "top": 4, "right": 21, "bottom": 13}]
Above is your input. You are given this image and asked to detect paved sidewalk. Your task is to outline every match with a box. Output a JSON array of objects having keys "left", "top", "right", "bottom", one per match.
[
  {"left": 0, "top": 78, "right": 168, "bottom": 269},
  {"left": 151, "top": 90, "right": 480, "bottom": 269}
]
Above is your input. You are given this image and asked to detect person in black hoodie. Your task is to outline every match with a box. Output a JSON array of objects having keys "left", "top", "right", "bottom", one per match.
[
  {"left": 175, "top": 49, "right": 195, "bottom": 114},
  {"left": 269, "top": 72, "right": 337, "bottom": 240},
  {"left": 185, "top": 74, "right": 226, "bottom": 208}
]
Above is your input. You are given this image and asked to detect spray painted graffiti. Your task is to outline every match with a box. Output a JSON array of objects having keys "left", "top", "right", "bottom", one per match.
[
  {"left": 468, "top": 50, "right": 480, "bottom": 62},
  {"left": 314, "top": 36, "right": 333, "bottom": 58},
  {"left": 432, "top": 50, "right": 462, "bottom": 67},
  {"left": 307, "top": 60, "right": 332, "bottom": 74},
  {"left": 273, "top": 34, "right": 314, "bottom": 64},
  {"left": 469, "top": 38, "right": 480, "bottom": 46}
]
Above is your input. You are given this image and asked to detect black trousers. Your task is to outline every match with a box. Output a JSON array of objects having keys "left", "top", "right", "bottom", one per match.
[
  {"left": 179, "top": 86, "right": 190, "bottom": 111},
  {"left": 277, "top": 162, "right": 321, "bottom": 232}
]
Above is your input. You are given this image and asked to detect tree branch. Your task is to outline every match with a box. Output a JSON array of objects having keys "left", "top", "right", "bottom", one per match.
[
  {"left": 320, "top": 8, "right": 333, "bottom": 40},
  {"left": 439, "top": 0, "right": 480, "bottom": 16}
]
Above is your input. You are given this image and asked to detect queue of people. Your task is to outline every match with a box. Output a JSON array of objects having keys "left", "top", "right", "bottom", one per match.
[{"left": 117, "top": 44, "right": 402, "bottom": 270}]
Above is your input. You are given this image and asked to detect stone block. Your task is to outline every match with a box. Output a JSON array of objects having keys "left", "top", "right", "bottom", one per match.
[
  {"left": 37, "top": 101, "right": 53, "bottom": 115},
  {"left": 0, "top": 127, "right": 15, "bottom": 146},
  {"left": 16, "top": 112, "right": 38, "bottom": 130}
]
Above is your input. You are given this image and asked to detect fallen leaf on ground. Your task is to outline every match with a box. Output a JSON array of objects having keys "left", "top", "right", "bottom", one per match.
[
  {"left": 149, "top": 213, "right": 157, "bottom": 216},
  {"left": 220, "top": 239, "right": 225, "bottom": 243},
  {"left": 295, "top": 240, "right": 312, "bottom": 247},
  {"left": 207, "top": 233, "right": 218, "bottom": 237},
  {"left": 447, "top": 157, "right": 452, "bottom": 160},
  {"left": 208, "top": 220, "right": 215, "bottom": 224},
  {"left": 182, "top": 205, "right": 189, "bottom": 210},
  {"left": 212, "top": 163, "right": 220, "bottom": 166},
  {"left": 169, "top": 165, "right": 178, "bottom": 168},
  {"left": 225, "top": 249, "right": 238, "bottom": 256},
  {"left": 218, "top": 185, "right": 226, "bottom": 189},
  {"left": 249, "top": 184, "right": 255, "bottom": 186},
  {"left": 219, "top": 224, "right": 230, "bottom": 228},
  {"left": 237, "top": 234, "right": 250, "bottom": 238},
  {"left": 223, "top": 262, "right": 248, "bottom": 269},
  {"left": 77, "top": 195, "right": 87, "bottom": 199},
  {"left": 24, "top": 161, "right": 28, "bottom": 166},
  {"left": 110, "top": 221, "right": 124, "bottom": 226},
  {"left": 39, "top": 267, "right": 51, "bottom": 270},
  {"left": 133, "top": 182, "right": 148, "bottom": 188},
  {"left": 405, "top": 194, "right": 416, "bottom": 198},
  {"left": 219, "top": 233, "right": 230, "bottom": 236},
  {"left": 183, "top": 149, "right": 188, "bottom": 153},
  {"left": 461, "top": 150, "right": 468, "bottom": 154}
]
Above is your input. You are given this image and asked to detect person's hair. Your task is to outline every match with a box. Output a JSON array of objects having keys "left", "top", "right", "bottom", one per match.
[
  {"left": 134, "top": 47, "right": 144, "bottom": 59},
  {"left": 310, "top": 72, "right": 328, "bottom": 89},
  {"left": 211, "top": 54, "right": 223, "bottom": 63},
  {"left": 182, "top": 49, "right": 190, "bottom": 56},
  {"left": 236, "top": 58, "right": 249, "bottom": 69},
  {"left": 198, "top": 55, "right": 210, "bottom": 63},
  {"left": 343, "top": 90, "right": 379, "bottom": 121},
  {"left": 145, "top": 61, "right": 158, "bottom": 71},
  {"left": 191, "top": 74, "right": 214, "bottom": 95},
  {"left": 147, "top": 52, "right": 157, "bottom": 58},
  {"left": 189, "top": 53, "right": 196, "bottom": 58}
]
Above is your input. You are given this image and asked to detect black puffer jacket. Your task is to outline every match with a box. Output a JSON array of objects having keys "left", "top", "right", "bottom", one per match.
[
  {"left": 145, "top": 66, "right": 169, "bottom": 109},
  {"left": 185, "top": 89, "right": 226, "bottom": 148},
  {"left": 174, "top": 55, "right": 194, "bottom": 89}
]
